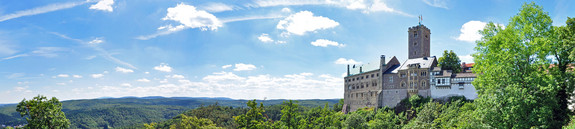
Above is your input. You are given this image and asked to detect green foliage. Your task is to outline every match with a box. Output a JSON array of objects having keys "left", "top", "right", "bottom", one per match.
[
  {"left": 16, "top": 95, "right": 70, "bottom": 129},
  {"left": 233, "top": 100, "right": 271, "bottom": 129},
  {"left": 368, "top": 107, "right": 406, "bottom": 129},
  {"left": 168, "top": 115, "right": 222, "bottom": 129},
  {"left": 549, "top": 16, "right": 575, "bottom": 126},
  {"left": 438, "top": 50, "right": 462, "bottom": 73},
  {"left": 344, "top": 113, "right": 367, "bottom": 129},
  {"left": 280, "top": 100, "right": 299, "bottom": 128},
  {"left": 473, "top": 2, "right": 564, "bottom": 128},
  {"left": 297, "top": 103, "right": 342, "bottom": 129},
  {"left": 332, "top": 99, "right": 344, "bottom": 112}
]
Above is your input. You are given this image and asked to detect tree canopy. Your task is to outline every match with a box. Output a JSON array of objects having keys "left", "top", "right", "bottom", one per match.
[
  {"left": 16, "top": 95, "right": 70, "bottom": 129},
  {"left": 438, "top": 50, "right": 462, "bottom": 73}
]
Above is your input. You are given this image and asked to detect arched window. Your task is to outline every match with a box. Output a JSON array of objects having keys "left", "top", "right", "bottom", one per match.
[{"left": 401, "top": 82, "right": 406, "bottom": 88}]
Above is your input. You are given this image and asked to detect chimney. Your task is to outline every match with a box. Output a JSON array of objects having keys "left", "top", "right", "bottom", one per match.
[
  {"left": 380, "top": 55, "right": 386, "bottom": 68},
  {"left": 347, "top": 65, "right": 350, "bottom": 76},
  {"left": 360, "top": 66, "right": 363, "bottom": 73}
]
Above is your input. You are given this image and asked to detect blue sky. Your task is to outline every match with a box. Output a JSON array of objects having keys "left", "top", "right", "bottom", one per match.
[{"left": 0, "top": 0, "right": 573, "bottom": 103}]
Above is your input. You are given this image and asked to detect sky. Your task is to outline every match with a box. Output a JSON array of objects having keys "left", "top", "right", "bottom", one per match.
[{"left": 0, "top": 0, "right": 573, "bottom": 103}]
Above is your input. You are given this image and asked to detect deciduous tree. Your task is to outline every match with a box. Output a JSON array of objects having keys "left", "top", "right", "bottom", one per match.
[{"left": 16, "top": 95, "right": 70, "bottom": 129}]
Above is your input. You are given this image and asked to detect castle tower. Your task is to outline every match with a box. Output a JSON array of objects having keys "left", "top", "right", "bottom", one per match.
[{"left": 408, "top": 25, "right": 430, "bottom": 59}]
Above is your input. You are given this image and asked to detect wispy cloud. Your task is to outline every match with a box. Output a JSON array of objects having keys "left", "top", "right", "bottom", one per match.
[
  {"left": 48, "top": 31, "right": 138, "bottom": 69},
  {"left": 200, "top": 3, "right": 236, "bottom": 13},
  {"left": 248, "top": 0, "right": 414, "bottom": 17},
  {"left": 1, "top": 47, "right": 67, "bottom": 61},
  {"left": 423, "top": 0, "right": 449, "bottom": 9},
  {"left": 0, "top": 1, "right": 90, "bottom": 22}
]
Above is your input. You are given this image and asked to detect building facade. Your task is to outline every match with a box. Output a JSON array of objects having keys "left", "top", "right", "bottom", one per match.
[{"left": 343, "top": 24, "right": 476, "bottom": 113}]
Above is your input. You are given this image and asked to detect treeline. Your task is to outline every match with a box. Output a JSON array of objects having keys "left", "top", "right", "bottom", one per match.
[{"left": 142, "top": 96, "right": 480, "bottom": 129}]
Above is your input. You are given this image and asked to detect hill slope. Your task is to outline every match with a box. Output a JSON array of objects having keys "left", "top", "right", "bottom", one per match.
[{"left": 0, "top": 97, "right": 339, "bottom": 128}]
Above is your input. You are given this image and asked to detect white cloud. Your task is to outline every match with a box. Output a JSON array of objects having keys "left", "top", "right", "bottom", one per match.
[
  {"left": 250, "top": 0, "right": 413, "bottom": 17},
  {"left": 64, "top": 71, "right": 343, "bottom": 101},
  {"left": 203, "top": 71, "right": 246, "bottom": 82},
  {"left": 73, "top": 75, "right": 82, "bottom": 78},
  {"left": 163, "top": 3, "right": 222, "bottom": 31},
  {"left": 459, "top": 55, "right": 474, "bottom": 63},
  {"left": 200, "top": 3, "right": 235, "bottom": 12},
  {"left": 311, "top": 39, "right": 345, "bottom": 47},
  {"left": 169, "top": 74, "right": 185, "bottom": 79},
  {"left": 281, "top": 7, "right": 292, "bottom": 13},
  {"left": 145, "top": 72, "right": 150, "bottom": 74},
  {"left": 121, "top": 83, "right": 132, "bottom": 87},
  {"left": 222, "top": 64, "right": 232, "bottom": 69},
  {"left": 335, "top": 58, "right": 361, "bottom": 65},
  {"left": 115, "top": 66, "right": 134, "bottom": 73},
  {"left": 233, "top": 63, "right": 257, "bottom": 71},
  {"left": 277, "top": 11, "right": 339, "bottom": 35},
  {"left": 456, "top": 21, "right": 488, "bottom": 42},
  {"left": 137, "top": 78, "right": 151, "bottom": 82},
  {"left": 276, "top": 41, "right": 287, "bottom": 44},
  {"left": 91, "top": 74, "right": 104, "bottom": 78},
  {"left": 423, "top": 0, "right": 448, "bottom": 9},
  {"left": 0, "top": 1, "right": 89, "bottom": 22},
  {"left": 258, "top": 33, "right": 274, "bottom": 43},
  {"left": 57, "top": 74, "right": 69, "bottom": 78},
  {"left": 90, "top": 0, "right": 114, "bottom": 12},
  {"left": 88, "top": 38, "right": 104, "bottom": 44},
  {"left": 137, "top": 3, "right": 223, "bottom": 40},
  {"left": 154, "top": 63, "right": 173, "bottom": 72}
]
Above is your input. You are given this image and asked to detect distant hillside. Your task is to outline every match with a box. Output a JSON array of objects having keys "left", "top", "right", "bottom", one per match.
[{"left": 0, "top": 97, "right": 340, "bottom": 128}]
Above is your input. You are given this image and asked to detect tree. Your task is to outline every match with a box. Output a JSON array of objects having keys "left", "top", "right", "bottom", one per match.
[
  {"left": 332, "top": 99, "right": 344, "bottom": 112},
  {"left": 233, "top": 100, "right": 270, "bottom": 129},
  {"left": 280, "top": 100, "right": 299, "bottom": 129},
  {"left": 548, "top": 17, "right": 575, "bottom": 126},
  {"left": 438, "top": 50, "right": 462, "bottom": 73},
  {"left": 472, "top": 2, "right": 558, "bottom": 128},
  {"left": 16, "top": 95, "right": 70, "bottom": 129},
  {"left": 168, "top": 115, "right": 221, "bottom": 129}
]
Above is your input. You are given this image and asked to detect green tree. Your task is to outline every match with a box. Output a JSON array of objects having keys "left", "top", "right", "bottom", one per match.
[
  {"left": 548, "top": 17, "right": 575, "bottom": 126},
  {"left": 438, "top": 50, "right": 462, "bottom": 73},
  {"left": 233, "top": 100, "right": 270, "bottom": 129},
  {"left": 280, "top": 100, "right": 299, "bottom": 129},
  {"left": 332, "top": 99, "right": 344, "bottom": 112},
  {"left": 16, "top": 95, "right": 70, "bottom": 129},
  {"left": 168, "top": 115, "right": 221, "bottom": 129},
  {"left": 473, "top": 2, "right": 558, "bottom": 128},
  {"left": 368, "top": 107, "right": 406, "bottom": 129}
]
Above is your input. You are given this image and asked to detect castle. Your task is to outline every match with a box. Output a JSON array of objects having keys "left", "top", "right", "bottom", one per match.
[{"left": 342, "top": 24, "right": 477, "bottom": 112}]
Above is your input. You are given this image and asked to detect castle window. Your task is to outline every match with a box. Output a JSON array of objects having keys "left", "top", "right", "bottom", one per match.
[
  {"left": 414, "top": 42, "right": 417, "bottom": 46},
  {"left": 401, "top": 82, "right": 406, "bottom": 87},
  {"left": 377, "top": 73, "right": 379, "bottom": 77},
  {"left": 371, "top": 74, "right": 374, "bottom": 78},
  {"left": 401, "top": 74, "right": 406, "bottom": 77},
  {"left": 421, "top": 72, "right": 427, "bottom": 76},
  {"left": 414, "top": 32, "right": 418, "bottom": 37},
  {"left": 361, "top": 76, "right": 364, "bottom": 79},
  {"left": 414, "top": 51, "right": 417, "bottom": 55},
  {"left": 421, "top": 81, "right": 426, "bottom": 88},
  {"left": 366, "top": 75, "right": 369, "bottom": 79}
]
